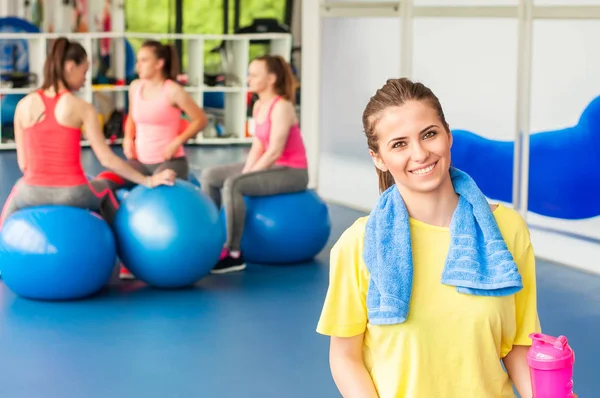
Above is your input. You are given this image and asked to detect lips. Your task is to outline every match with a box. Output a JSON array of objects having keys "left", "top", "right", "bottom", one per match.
[{"left": 409, "top": 161, "right": 438, "bottom": 175}]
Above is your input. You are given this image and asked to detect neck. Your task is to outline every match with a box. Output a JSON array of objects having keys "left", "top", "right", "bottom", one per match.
[
  {"left": 44, "top": 82, "right": 68, "bottom": 95},
  {"left": 145, "top": 75, "right": 166, "bottom": 86},
  {"left": 399, "top": 176, "right": 459, "bottom": 227},
  {"left": 257, "top": 90, "right": 279, "bottom": 103}
]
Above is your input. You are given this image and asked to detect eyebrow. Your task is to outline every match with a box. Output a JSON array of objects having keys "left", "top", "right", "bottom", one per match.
[{"left": 387, "top": 124, "right": 438, "bottom": 145}]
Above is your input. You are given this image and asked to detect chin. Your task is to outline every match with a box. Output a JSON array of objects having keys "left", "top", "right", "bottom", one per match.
[{"left": 413, "top": 180, "right": 446, "bottom": 194}]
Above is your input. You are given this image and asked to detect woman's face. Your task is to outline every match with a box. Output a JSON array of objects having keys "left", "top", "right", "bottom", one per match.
[
  {"left": 136, "top": 46, "right": 163, "bottom": 79},
  {"left": 370, "top": 100, "right": 453, "bottom": 196},
  {"left": 64, "top": 58, "right": 89, "bottom": 90},
  {"left": 247, "top": 60, "right": 273, "bottom": 93}
]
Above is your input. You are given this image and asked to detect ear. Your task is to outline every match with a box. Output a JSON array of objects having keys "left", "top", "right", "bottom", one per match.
[
  {"left": 369, "top": 149, "right": 388, "bottom": 172},
  {"left": 64, "top": 60, "right": 75, "bottom": 74},
  {"left": 447, "top": 125, "right": 453, "bottom": 148}
]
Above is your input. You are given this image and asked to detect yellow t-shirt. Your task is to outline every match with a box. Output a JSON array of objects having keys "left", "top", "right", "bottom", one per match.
[{"left": 316, "top": 204, "right": 541, "bottom": 398}]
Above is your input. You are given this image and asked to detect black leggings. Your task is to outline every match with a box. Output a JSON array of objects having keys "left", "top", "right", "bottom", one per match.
[
  {"left": 0, "top": 179, "right": 119, "bottom": 228},
  {"left": 98, "top": 157, "right": 189, "bottom": 191},
  {"left": 200, "top": 162, "right": 309, "bottom": 251}
]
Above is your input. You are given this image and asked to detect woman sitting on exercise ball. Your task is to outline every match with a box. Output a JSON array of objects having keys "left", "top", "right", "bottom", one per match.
[
  {"left": 95, "top": 40, "right": 208, "bottom": 280},
  {"left": 99, "top": 40, "right": 208, "bottom": 191},
  {"left": 0, "top": 37, "right": 175, "bottom": 230},
  {"left": 201, "top": 55, "right": 309, "bottom": 274}
]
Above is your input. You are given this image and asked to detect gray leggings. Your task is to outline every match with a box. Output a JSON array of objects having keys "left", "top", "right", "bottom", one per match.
[
  {"left": 100, "top": 157, "right": 189, "bottom": 191},
  {"left": 0, "top": 179, "right": 119, "bottom": 227},
  {"left": 200, "top": 162, "right": 309, "bottom": 251}
]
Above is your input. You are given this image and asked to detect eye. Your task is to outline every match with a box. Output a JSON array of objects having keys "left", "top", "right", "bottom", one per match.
[
  {"left": 392, "top": 141, "right": 407, "bottom": 149},
  {"left": 423, "top": 130, "right": 437, "bottom": 139}
]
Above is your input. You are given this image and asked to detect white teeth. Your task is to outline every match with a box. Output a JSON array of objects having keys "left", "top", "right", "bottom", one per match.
[{"left": 411, "top": 163, "right": 435, "bottom": 175}]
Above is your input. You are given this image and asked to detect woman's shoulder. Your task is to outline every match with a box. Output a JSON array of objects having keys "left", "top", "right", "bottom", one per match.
[
  {"left": 329, "top": 216, "right": 371, "bottom": 280},
  {"left": 492, "top": 203, "right": 528, "bottom": 228},
  {"left": 272, "top": 97, "right": 295, "bottom": 114},
  {"left": 332, "top": 216, "right": 370, "bottom": 253},
  {"left": 491, "top": 203, "right": 532, "bottom": 257},
  {"left": 129, "top": 79, "right": 141, "bottom": 89}
]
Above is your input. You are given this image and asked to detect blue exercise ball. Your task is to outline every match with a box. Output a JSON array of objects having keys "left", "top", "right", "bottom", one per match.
[
  {"left": 0, "top": 206, "right": 116, "bottom": 300},
  {"left": 114, "top": 179, "right": 224, "bottom": 288},
  {"left": 238, "top": 190, "right": 331, "bottom": 264}
]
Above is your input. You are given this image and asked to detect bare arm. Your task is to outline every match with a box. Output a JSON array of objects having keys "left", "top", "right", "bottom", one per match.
[
  {"left": 124, "top": 111, "right": 136, "bottom": 140},
  {"left": 169, "top": 83, "right": 208, "bottom": 145},
  {"left": 82, "top": 102, "right": 170, "bottom": 187},
  {"left": 242, "top": 138, "right": 265, "bottom": 173},
  {"left": 122, "top": 81, "right": 138, "bottom": 159},
  {"left": 124, "top": 80, "right": 138, "bottom": 140},
  {"left": 330, "top": 334, "right": 379, "bottom": 398},
  {"left": 248, "top": 101, "right": 294, "bottom": 172},
  {"left": 503, "top": 345, "right": 532, "bottom": 398},
  {"left": 13, "top": 100, "right": 27, "bottom": 173}
]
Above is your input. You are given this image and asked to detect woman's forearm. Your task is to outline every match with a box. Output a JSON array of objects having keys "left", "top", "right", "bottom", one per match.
[
  {"left": 248, "top": 150, "right": 279, "bottom": 172},
  {"left": 331, "top": 356, "right": 379, "bottom": 398},
  {"left": 242, "top": 140, "right": 265, "bottom": 172},
  {"left": 503, "top": 345, "right": 533, "bottom": 398}
]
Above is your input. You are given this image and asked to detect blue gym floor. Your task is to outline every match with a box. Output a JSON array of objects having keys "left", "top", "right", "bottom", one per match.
[{"left": 0, "top": 146, "right": 598, "bottom": 397}]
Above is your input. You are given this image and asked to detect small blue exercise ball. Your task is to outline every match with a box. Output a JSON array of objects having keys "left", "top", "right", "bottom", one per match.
[
  {"left": 114, "top": 179, "right": 224, "bottom": 288},
  {"left": 0, "top": 206, "right": 116, "bottom": 300},
  {"left": 238, "top": 190, "right": 331, "bottom": 264}
]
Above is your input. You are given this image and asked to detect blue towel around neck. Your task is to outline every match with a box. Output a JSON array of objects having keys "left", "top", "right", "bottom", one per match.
[{"left": 362, "top": 167, "right": 523, "bottom": 326}]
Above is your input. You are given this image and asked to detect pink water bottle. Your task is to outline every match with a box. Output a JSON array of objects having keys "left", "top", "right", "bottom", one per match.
[{"left": 527, "top": 333, "right": 575, "bottom": 398}]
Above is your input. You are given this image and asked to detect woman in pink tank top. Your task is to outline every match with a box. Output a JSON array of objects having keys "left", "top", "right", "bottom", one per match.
[
  {"left": 96, "top": 40, "right": 208, "bottom": 195},
  {"left": 200, "top": 55, "right": 309, "bottom": 274},
  {"left": 95, "top": 40, "right": 208, "bottom": 279}
]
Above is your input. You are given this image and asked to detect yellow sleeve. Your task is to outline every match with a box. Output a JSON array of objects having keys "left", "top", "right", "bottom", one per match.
[
  {"left": 513, "top": 243, "right": 542, "bottom": 346},
  {"left": 316, "top": 219, "right": 368, "bottom": 338}
]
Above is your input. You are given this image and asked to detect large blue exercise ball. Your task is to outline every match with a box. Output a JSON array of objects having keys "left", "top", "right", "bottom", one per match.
[
  {"left": 114, "top": 179, "right": 224, "bottom": 288},
  {"left": 0, "top": 206, "right": 116, "bottom": 300},
  {"left": 237, "top": 190, "right": 331, "bottom": 264}
]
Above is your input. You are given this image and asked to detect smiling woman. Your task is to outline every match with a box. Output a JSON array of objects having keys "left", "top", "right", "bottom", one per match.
[{"left": 316, "top": 78, "right": 543, "bottom": 398}]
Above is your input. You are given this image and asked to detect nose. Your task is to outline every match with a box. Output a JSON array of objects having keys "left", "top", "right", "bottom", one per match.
[{"left": 411, "top": 141, "right": 429, "bottom": 163}]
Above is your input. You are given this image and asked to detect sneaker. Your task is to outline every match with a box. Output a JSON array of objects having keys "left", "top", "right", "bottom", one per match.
[
  {"left": 119, "top": 265, "right": 135, "bottom": 280},
  {"left": 210, "top": 254, "right": 246, "bottom": 274}
]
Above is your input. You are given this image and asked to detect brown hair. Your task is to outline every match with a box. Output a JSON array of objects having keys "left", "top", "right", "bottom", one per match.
[
  {"left": 141, "top": 40, "right": 180, "bottom": 80},
  {"left": 254, "top": 55, "right": 297, "bottom": 104},
  {"left": 362, "top": 78, "right": 450, "bottom": 193},
  {"left": 41, "top": 37, "right": 88, "bottom": 93}
]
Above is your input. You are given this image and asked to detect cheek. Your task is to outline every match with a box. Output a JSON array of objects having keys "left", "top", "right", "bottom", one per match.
[
  {"left": 433, "top": 138, "right": 452, "bottom": 159},
  {"left": 382, "top": 150, "right": 410, "bottom": 173}
]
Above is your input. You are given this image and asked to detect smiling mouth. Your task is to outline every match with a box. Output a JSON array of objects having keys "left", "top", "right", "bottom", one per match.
[{"left": 409, "top": 161, "right": 438, "bottom": 176}]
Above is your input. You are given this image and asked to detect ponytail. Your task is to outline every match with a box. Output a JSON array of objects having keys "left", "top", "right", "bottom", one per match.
[
  {"left": 141, "top": 40, "right": 180, "bottom": 80},
  {"left": 376, "top": 168, "right": 395, "bottom": 193},
  {"left": 41, "top": 37, "right": 87, "bottom": 92},
  {"left": 165, "top": 44, "right": 180, "bottom": 81},
  {"left": 254, "top": 55, "right": 297, "bottom": 104}
]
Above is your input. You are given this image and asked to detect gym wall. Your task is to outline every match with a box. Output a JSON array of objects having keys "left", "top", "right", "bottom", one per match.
[{"left": 317, "top": 0, "right": 600, "bottom": 273}]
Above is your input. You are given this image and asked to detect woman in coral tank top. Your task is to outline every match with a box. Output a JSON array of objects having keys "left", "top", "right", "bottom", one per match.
[
  {"left": 0, "top": 38, "right": 175, "bottom": 230},
  {"left": 98, "top": 40, "right": 208, "bottom": 192},
  {"left": 200, "top": 55, "right": 309, "bottom": 274}
]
